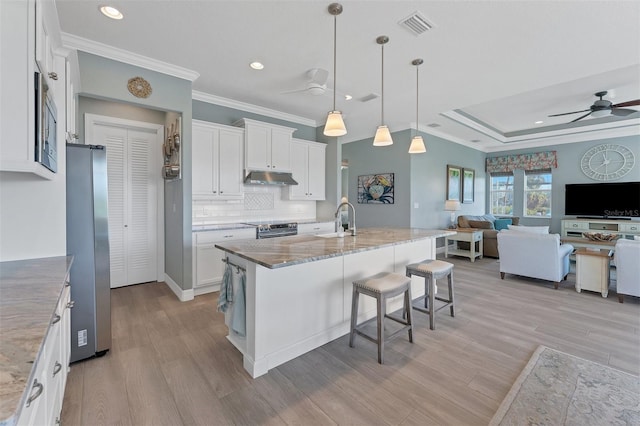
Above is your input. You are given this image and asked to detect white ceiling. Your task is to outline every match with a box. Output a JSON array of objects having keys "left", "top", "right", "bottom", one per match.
[{"left": 55, "top": 0, "right": 640, "bottom": 151}]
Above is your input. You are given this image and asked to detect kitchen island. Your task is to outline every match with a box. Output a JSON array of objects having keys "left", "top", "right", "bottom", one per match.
[{"left": 215, "top": 227, "right": 454, "bottom": 378}]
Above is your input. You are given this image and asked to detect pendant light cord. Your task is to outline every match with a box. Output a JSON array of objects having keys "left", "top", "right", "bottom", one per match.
[
  {"left": 381, "top": 43, "right": 385, "bottom": 125},
  {"left": 332, "top": 14, "right": 337, "bottom": 112},
  {"left": 415, "top": 64, "right": 419, "bottom": 137}
]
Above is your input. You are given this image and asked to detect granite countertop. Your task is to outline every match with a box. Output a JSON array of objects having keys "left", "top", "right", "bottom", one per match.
[
  {"left": 215, "top": 227, "right": 455, "bottom": 269},
  {"left": 0, "top": 256, "right": 73, "bottom": 425}
]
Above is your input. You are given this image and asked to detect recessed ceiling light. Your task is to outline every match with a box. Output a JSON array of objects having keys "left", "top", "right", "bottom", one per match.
[
  {"left": 344, "top": 94, "right": 352, "bottom": 101},
  {"left": 250, "top": 62, "right": 264, "bottom": 70},
  {"left": 535, "top": 120, "right": 544, "bottom": 124},
  {"left": 100, "top": 6, "right": 123, "bottom": 20}
]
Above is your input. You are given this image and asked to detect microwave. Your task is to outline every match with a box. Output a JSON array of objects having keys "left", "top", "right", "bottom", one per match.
[{"left": 35, "top": 71, "right": 57, "bottom": 173}]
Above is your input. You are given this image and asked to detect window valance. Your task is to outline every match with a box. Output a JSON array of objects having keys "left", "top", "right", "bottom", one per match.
[{"left": 486, "top": 151, "right": 557, "bottom": 173}]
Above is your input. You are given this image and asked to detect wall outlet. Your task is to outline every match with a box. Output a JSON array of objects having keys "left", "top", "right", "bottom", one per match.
[
  {"left": 414, "top": 203, "right": 419, "bottom": 209},
  {"left": 78, "top": 329, "right": 87, "bottom": 347}
]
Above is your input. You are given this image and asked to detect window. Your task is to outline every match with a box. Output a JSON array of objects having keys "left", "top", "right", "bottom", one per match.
[
  {"left": 524, "top": 170, "right": 552, "bottom": 217},
  {"left": 490, "top": 173, "right": 514, "bottom": 216}
]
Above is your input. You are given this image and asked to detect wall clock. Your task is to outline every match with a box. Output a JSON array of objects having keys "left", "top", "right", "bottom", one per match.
[{"left": 580, "top": 144, "right": 635, "bottom": 181}]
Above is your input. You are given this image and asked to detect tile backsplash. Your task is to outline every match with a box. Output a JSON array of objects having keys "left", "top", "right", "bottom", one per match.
[{"left": 193, "top": 185, "right": 316, "bottom": 224}]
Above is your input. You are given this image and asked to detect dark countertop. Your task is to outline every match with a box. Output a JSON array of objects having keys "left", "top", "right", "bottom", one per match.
[
  {"left": 215, "top": 227, "right": 455, "bottom": 269},
  {"left": 0, "top": 256, "right": 73, "bottom": 425}
]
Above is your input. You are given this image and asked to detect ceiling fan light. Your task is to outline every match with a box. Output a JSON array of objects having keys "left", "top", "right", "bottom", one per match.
[
  {"left": 408, "top": 135, "right": 426, "bottom": 153},
  {"left": 324, "top": 111, "right": 347, "bottom": 136},
  {"left": 373, "top": 125, "right": 393, "bottom": 146},
  {"left": 591, "top": 109, "right": 610, "bottom": 118}
]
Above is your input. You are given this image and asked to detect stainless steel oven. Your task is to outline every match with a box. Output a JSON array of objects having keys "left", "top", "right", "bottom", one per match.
[{"left": 246, "top": 222, "right": 298, "bottom": 239}]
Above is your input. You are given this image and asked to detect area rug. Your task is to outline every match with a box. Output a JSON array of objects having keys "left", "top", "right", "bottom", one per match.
[{"left": 490, "top": 345, "right": 640, "bottom": 425}]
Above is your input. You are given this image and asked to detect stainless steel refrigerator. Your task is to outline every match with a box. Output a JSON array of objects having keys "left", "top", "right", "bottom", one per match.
[{"left": 66, "top": 143, "right": 111, "bottom": 362}]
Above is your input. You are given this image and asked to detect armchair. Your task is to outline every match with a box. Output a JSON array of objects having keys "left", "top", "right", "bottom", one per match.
[
  {"left": 614, "top": 239, "right": 640, "bottom": 303},
  {"left": 497, "top": 231, "right": 574, "bottom": 288}
]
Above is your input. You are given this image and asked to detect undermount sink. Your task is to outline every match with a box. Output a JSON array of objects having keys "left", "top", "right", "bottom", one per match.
[{"left": 315, "top": 232, "right": 345, "bottom": 238}]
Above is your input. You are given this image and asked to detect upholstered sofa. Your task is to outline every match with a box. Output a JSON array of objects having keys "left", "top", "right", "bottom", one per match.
[
  {"left": 497, "top": 230, "right": 574, "bottom": 288},
  {"left": 614, "top": 239, "right": 640, "bottom": 303},
  {"left": 456, "top": 214, "right": 520, "bottom": 258}
]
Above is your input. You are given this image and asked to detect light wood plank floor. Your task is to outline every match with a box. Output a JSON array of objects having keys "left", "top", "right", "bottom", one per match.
[{"left": 61, "top": 255, "right": 640, "bottom": 425}]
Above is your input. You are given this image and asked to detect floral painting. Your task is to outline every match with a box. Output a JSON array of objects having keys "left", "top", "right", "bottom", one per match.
[{"left": 358, "top": 173, "right": 394, "bottom": 204}]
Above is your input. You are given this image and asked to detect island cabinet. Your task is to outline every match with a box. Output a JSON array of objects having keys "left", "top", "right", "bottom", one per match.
[
  {"left": 214, "top": 228, "right": 454, "bottom": 378},
  {"left": 1, "top": 256, "right": 73, "bottom": 426},
  {"left": 192, "top": 121, "right": 244, "bottom": 200},
  {"left": 234, "top": 118, "right": 295, "bottom": 172},
  {"left": 193, "top": 228, "right": 256, "bottom": 295},
  {"left": 285, "top": 139, "right": 326, "bottom": 201}
]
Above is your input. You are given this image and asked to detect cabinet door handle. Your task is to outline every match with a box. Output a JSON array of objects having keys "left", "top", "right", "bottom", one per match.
[
  {"left": 53, "top": 361, "right": 63, "bottom": 377},
  {"left": 48, "top": 72, "right": 58, "bottom": 80},
  {"left": 67, "top": 300, "right": 75, "bottom": 309},
  {"left": 52, "top": 314, "right": 61, "bottom": 324},
  {"left": 213, "top": 191, "right": 217, "bottom": 193},
  {"left": 26, "top": 379, "right": 43, "bottom": 407}
]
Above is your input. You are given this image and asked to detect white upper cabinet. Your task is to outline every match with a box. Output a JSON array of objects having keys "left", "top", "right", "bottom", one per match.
[
  {"left": 192, "top": 121, "right": 244, "bottom": 200},
  {"left": 234, "top": 118, "right": 295, "bottom": 172},
  {"left": 287, "top": 139, "right": 326, "bottom": 201}
]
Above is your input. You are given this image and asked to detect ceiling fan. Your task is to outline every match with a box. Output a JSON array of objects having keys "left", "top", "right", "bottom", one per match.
[
  {"left": 548, "top": 91, "right": 640, "bottom": 122},
  {"left": 281, "top": 68, "right": 330, "bottom": 96}
]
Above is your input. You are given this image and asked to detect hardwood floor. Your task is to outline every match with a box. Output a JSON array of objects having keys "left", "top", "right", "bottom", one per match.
[{"left": 61, "top": 255, "right": 640, "bottom": 425}]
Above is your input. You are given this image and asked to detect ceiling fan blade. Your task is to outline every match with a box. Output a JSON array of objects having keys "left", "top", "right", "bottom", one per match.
[
  {"left": 612, "top": 99, "right": 640, "bottom": 108},
  {"left": 611, "top": 108, "right": 639, "bottom": 117},
  {"left": 548, "top": 109, "right": 590, "bottom": 117},
  {"left": 280, "top": 88, "right": 308, "bottom": 95},
  {"left": 570, "top": 111, "right": 593, "bottom": 122}
]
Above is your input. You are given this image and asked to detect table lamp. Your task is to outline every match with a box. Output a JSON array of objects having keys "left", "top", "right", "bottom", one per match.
[{"left": 444, "top": 200, "right": 461, "bottom": 229}]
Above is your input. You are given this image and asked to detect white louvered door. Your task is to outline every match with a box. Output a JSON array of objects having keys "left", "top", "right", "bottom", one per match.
[{"left": 94, "top": 124, "right": 158, "bottom": 288}]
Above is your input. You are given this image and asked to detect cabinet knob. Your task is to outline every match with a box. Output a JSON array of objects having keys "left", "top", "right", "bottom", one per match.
[
  {"left": 220, "top": 191, "right": 223, "bottom": 194},
  {"left": 213, "top": 191, "right": 217, "bottom": 194},
  {"left": 48, "top": 72, "right": 58, "bottom": 80}
]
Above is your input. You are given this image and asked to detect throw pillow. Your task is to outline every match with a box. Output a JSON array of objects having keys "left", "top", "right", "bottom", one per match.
[
  {"left": 494, "top": 218, "right": 512, "bottom": 231},
  {"left": 468, "top": 220, "right": 494, "bottom": 229},
  {"left": 507, "top": 224, "right": 549, "bottom": 234}
]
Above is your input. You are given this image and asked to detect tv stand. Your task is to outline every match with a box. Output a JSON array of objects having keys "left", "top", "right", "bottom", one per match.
[{"left": 562, "top": 218, "right": 640, "bottom": 240}]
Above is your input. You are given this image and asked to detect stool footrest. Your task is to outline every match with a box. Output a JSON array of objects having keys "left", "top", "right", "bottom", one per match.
[{"left": 354, "top": 324, "right": 413, "bottom": 345}]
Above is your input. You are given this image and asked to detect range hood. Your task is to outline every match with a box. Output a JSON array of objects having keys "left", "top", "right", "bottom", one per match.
[{"left": 244, "top": 170, "right": 298, "bottom": 186}]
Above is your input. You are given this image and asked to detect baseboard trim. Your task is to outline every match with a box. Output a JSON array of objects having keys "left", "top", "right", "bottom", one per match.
[
  {"left": 164, "top": 274, "right": 194, "bottom": 301},
  {"left": 194, "top": 283, "right": 221, "bottom": 296}
]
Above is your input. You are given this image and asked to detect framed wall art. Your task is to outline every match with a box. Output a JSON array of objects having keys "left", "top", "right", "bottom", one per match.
[
  {"left": 446, "top": 165, "right": 461, "bottom": 201},
  {"left": 357, "top": 173, "right": 394, "bottom": 204},
  {"left": 462, "top": 168, "right": 475, "bottom": 203}
]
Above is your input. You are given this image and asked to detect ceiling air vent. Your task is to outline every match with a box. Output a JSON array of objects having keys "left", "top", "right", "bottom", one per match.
[
  {"left": 398, "top": 11, "right": 434, "bottom": 36},
  {"left": 359, "top": 93, "right": 380, "bottom": 102},
  {"left": 427, "top": 123, "right": 441, "bottom": 128}
]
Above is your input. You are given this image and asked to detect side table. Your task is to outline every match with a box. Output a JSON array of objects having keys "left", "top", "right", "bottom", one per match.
[
  {"left": 575, "top": 248, "right": 612, "bottom": 298},
  {"left": 445, "top": 229, "right": 483, "bottom": 262}
]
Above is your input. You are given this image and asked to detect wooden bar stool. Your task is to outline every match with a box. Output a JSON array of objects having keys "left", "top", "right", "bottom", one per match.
[
  {"left": 349, "top": 272, "right": 414, "bottom": 364},
  {"left": 405, "top": 260, "right": 455, "bottom": 330}
]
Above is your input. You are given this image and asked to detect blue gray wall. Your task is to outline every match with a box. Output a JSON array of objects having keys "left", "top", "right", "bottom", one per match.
[
  {"left": 77, "top": 52, "right": 193, "bottom": 290},
  {"left": 342, "top": 129, "right": 485, "bottom": 230},
  {"left": 487, "top": 135, "right": 640, "bottom": 233}
]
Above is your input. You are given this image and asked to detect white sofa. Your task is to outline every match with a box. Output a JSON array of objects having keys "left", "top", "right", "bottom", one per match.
[
  {"left": 614, "top": 239, "right": 640, "bottom": 303},
  {"left": 497, "top": 230, "right": 574, "bottom": 288}
]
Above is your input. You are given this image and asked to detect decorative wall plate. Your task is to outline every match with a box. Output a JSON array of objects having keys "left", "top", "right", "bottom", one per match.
[
  {"left": 127, "top": 76, "right": 152, "bottom": 98},
  {"left": 580, "top": 144, "right": 634, "bottom": 181}
]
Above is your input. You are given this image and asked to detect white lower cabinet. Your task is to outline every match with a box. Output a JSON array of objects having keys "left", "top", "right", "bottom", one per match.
[
  {"left": 297, "top": 222, "right": 335, "bottom": 235},
  {"left": 17, "top": 283, "right": 71, "bottom": 426},
  {"left": 193, "top": 228, "right": 256, "bottom": 295}
]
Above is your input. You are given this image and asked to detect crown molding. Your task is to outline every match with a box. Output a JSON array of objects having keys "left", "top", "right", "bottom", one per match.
[
  {"left": 61, "top": 32, "right": 200, "bottom": 81},
  {"left": 192, "top": 91, "right": 317, "bottom": 128}
]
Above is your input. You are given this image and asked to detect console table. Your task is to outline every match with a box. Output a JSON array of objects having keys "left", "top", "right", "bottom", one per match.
[
  {"left": 446, "top": 229, "right": 483, "bottom": 262},
  {"left": 562, "top": 218, "right": 640, "bottom": 240},
  {"left": 574, "top": 248, "right": 612, "bottom": 298}
]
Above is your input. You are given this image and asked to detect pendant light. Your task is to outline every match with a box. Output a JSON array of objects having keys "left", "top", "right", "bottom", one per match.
[
  {"left": 373, "top": 36, "right": 393, "bottom": 146},
  {"left": 323, "top": 3, "right": 347, "bottom": 137},
  {"left": 408, "top": 58, "right": 427, "bottom": 154}
]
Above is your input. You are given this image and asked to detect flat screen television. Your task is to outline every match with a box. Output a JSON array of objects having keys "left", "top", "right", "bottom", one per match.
[{"left": 565, "top": 182, "right": 640, "bottom": 218}]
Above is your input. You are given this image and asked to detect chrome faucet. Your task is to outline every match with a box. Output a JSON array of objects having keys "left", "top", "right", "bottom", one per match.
[{"left": 334, "top": 201, "right": 356, "bottom": 236}]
